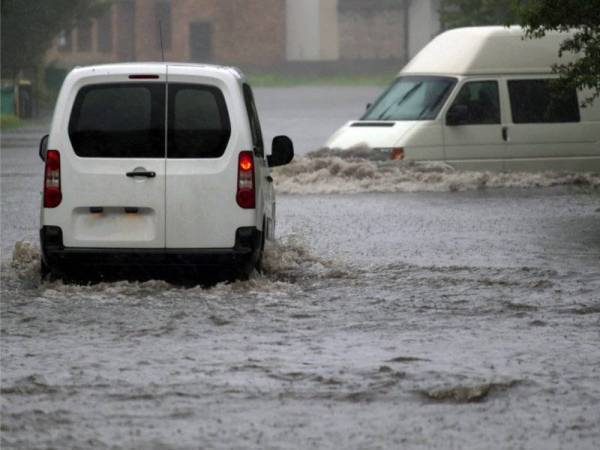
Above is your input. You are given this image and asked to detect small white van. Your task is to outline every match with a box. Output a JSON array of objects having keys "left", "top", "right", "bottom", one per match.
[
  {"left": 39, "top": 63, "right": 293, "bottom": 281},
  {"left": 325, "top": 26, "right": 600, "bottom": 172}
]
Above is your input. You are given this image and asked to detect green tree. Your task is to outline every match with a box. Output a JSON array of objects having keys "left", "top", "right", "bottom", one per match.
[
  {"left": 517, "top": 0, "right": 600, "bottom": 105},
  {"left": 439, "top": 0, "right": 600, "bottom": 104},
  {"left": 1, "top": 0, "right": 110, "bottom": 79},
  {"left": 439, "top": 0, "right": 518, "bottom": 29}
]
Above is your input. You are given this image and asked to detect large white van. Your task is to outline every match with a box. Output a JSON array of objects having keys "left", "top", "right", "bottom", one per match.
[
  {"left": 39, "top": 63, "right": 293, "bottom": 281},
  {"left": 325, "top": 26, "right": 600, "bottom": 172}
]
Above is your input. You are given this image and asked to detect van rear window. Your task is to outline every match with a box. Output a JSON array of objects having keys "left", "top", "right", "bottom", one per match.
[
  {"left": 167, "top": 84, "right": 231, "bottom": 158},
  {"left": 69, "top": 83, "right": 166, "bottom": 158},
  {"left": 69, "top": 82, "right": 231, "bottom": 159}
]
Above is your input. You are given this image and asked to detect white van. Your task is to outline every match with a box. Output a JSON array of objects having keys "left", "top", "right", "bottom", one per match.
[
  {"left": 325, "top": 26, "right": 600, "bottom": 172},
  {"left": 39, "top": 63, "right": 293, "bottom": 281}
]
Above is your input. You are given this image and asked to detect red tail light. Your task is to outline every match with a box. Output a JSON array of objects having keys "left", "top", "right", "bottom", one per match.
[
  {"left": 44, "top": 150, "right": 62, "bottom": 208},
  {"left": 236, "top": 151, "right": 255, "bottom": 209}
]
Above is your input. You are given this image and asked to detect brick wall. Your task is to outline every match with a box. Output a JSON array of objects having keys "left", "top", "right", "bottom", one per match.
[
  {"left": 214, "top": 0, "right": 286, "bottom": 66},
  {"left": 167, "top": 0, "right": 217, "bottom": 62},
  {"left": 45, "top": 0, "right": 408, "bottom": 70},
  {"left": 45, "top": 0, "right": 285, "bottom": 69},
  {"left": 338, "top": 9, "right": 406, "bottom": 60}
]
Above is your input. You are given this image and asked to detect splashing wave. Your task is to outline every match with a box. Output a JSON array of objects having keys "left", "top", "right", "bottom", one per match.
[
  {"left": 3, "top": 235, "right": 350, "bottom": 293},
  {"left": 273, "top": 148, "right": 600, "bottom": 194}
]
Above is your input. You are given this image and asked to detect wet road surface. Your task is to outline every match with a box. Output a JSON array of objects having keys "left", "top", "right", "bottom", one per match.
[{"left": 1, "top": 87, "right": 600, "bottom": 449}]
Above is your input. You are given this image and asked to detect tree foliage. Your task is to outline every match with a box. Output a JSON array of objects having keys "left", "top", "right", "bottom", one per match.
[
  {"left": 439, "top": 0, "right": 600, "bottom": 104},
  {"left": 1, "top": 0, "right": 110, "bottom": 79},
  {"left": 517, "top": 0, "right": 600, "bottom": 105},
  {"left": 439, "top": 0, "right": 518, "bottom": 29}
]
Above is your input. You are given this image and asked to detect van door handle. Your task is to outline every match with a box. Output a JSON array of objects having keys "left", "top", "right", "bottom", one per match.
[
  {"left": 126, "top": 171, "right": 156, "bottom": 178},
  {"left": 502, "top": 126, "right": 509, "bottom": 142},
  {"left": 266, "top": 175, "right": 273, "bottom": 183}
]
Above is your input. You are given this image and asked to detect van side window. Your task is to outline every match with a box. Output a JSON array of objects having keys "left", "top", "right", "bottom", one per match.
[
  {"left": 69, "top": 83, "right": 165, "bottom": 158},
  {"left": 508, "top": 80, "right": 580, "bottom": 124},
  {"left": 168, "top": 84, "right": 231, "bottom": 158},
  {"left": 243, "top": 84, "right": 264, "bottom": 156},
  {"left": 449, "top": 81, "right": 501, "bottom": 125}
]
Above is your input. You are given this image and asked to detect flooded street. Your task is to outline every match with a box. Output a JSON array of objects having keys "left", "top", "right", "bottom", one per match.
[{"left": 2, "top": 87, "right": 600, "bottom": 449}]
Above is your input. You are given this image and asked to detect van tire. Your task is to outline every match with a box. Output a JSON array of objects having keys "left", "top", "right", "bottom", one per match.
[
  {"left": 40, "top": 260, "right": 65, "bottom": 282},
  {"left": 40, "top": 259, "right": 49, "bottom": 279},
  {"left": 255, "top": 219, "right": 266, "bottom": 273},
  {"left": 231, "top": 223, "right": 265, "bottom": 281}
]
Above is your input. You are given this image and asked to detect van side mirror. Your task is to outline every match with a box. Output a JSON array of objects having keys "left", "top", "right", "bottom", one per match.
[
  {"left": 446, "top": 104, "right": 469, "bottom": 126},
  {"left": 267, "top": 135, "right": 294, "bottom": 167},
  {"left": 39, "top": 134, "right": 49, "bottom": 161}
]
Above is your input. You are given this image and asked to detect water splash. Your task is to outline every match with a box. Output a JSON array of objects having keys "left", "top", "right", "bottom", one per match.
[
  {"left": 273, "top": 148, "right": 600, "bottom": 194},
  {"left": 262, "top": 235, "right": 350, "bottom": 281},
  {"left": 4, "top": 236, "right": 349, "bottom": 295},
  {"left": 7, "top": 241, "right": 42, "bottom": 287}
]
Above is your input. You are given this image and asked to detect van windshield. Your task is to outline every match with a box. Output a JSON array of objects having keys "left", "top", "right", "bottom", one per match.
[{"left": 362, "top": 76, "right": 457, "bottom": 121}]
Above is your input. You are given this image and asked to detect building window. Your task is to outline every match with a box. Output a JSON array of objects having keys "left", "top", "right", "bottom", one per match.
[
  {"left": 77, "top": 20, "right": 93, "bottom": 52},
  {"left": 508, "top": 79, "right": 580, "bottom": 124},
  {"left": 155, "top": 1, "right": 171, "bottom": 50},
  {"left": 97, "top": 9, "right": 113, "bottom": 52},
  {"left": 189, "top": 22, "right": 212, "bottom": 62},
  {"left": 57, "top": 30, "right": 73, "bottom": 52},
  {"left": 116, "top": 0, "right": 136, "bottom": 61},
  {"left": 338, "top": 0, "right": 405, "bottom": 12}
]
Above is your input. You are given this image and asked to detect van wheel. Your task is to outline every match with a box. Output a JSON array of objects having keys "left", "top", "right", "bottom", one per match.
[
  {"left": 40, "top": 260, "right": 64, "bottom": 282},
  {"left": 40, "top": 259, "right": 49, "bottom": 279},
  {"left": 255, "top": 220, "right": 266, "bottom": 273}
]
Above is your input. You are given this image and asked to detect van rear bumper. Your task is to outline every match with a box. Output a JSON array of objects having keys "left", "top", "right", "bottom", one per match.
[{"left": 40, "top": 226, "right": 261, "bottom": 271}]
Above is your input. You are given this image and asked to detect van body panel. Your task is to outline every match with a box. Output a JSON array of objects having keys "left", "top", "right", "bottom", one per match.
[
  {"left": 164, "top": 66, "right": 257, "bottom": 249},
  {"left": 507, "top": 124, "right": 598, "bottom": 159},
  {"left": 60, "top": 158, "right": 167, "bottom": 248},
  {"left": 44, "top": 64, "right": 168, "bottom": 248},
  {"left": 325, "top": 121, "right": 418, "bottom": 149},
  {"left": 402, "top": 27, "right": 577, "bottom": 76},
  {"left": 398, "top": 123, "right": 444, "bottom": 161},
  {"left": 443, "top": 125, "right": 506, "bottom": 163}
]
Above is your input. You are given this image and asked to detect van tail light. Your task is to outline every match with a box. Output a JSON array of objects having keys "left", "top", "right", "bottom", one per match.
[
  {"left": 44, "top": 150, "right": 62, "bottom": 208},
  {"left": 390, "top": 147, "right": 405, "bottom": 160},
  {"left": 236, "top": 151, "right": 255, "bottom": 209}
]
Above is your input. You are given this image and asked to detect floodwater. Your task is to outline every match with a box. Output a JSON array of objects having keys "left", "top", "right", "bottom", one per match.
[{"left": 1, "top": 87, "right": 600, "bottom": 449}]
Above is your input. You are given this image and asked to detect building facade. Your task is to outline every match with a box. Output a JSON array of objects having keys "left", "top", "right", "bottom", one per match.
[
  {"left": 46, "top": 0, "right": 286, "bottom": 69},
  {"left": 45, "top": 0, "right": 441, "bottom": 71}
]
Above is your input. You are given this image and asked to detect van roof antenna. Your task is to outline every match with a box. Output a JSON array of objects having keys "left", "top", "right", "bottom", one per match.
[{"left": 158, "top": 20, "right": 165, "bottom": 63}]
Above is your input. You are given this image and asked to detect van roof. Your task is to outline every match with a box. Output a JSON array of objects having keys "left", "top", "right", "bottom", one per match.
[
  {"left": 402, "top": 26, "right": 577, "bottom": 76},
  {"left": 68, "top": 62, "right": 245, "bottom": 81}
]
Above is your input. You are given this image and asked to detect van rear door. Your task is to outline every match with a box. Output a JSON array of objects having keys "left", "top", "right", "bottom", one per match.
[
  {"left": 165, "top": 67, "right": 241, "bottom": 249},
  {"left": 61, "top": 71, "right": 167, "bottom": 248}
]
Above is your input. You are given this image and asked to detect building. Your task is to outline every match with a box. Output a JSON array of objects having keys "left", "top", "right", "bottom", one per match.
[
  {"left": 45, "top": 0, "right": 441, "bottom": 71},
  {"left": 46, "top": 0, "right": 286, "bottom": 69}
]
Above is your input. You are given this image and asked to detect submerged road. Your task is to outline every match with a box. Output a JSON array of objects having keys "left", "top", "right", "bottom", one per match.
[{"left": 1, "top": 86, "right": 599, "bottom": 449}]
